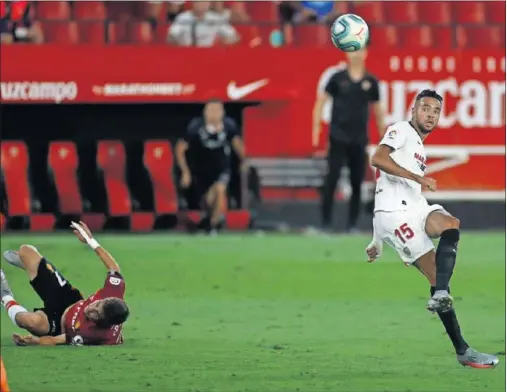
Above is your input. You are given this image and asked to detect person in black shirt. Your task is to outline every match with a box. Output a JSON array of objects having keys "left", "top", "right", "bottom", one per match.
[
  {"left": 312, "top": 48, "right": 385, "bottom": 232},
  {"left": 175, "top": 99, "right": 246, "bottom": 234}
]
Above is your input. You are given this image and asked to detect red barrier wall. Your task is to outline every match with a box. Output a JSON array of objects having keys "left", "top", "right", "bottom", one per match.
[{"left": 1, "top": 46, "right": 505, "bottom": 198}]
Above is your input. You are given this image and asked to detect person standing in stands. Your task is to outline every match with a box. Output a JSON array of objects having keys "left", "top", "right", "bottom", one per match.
[
  {"left": 167, "top": 1, "right": 239, "bottom": 47},
  {"left": 175, "top": 99, "right": 247, "bottom": 235},
  {"left": 0, "top": 1, "right": 43, "bottom": 44},
  {"left": 278, "top": 1, "right": 341, "bottom": 25},
  {"left": 312, "top": 46, "right": 385, "bottom": 233}
]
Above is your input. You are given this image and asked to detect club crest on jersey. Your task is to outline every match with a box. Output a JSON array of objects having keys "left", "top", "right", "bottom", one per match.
[
  {"left": 386, "top": 130, "right": 396, "bottom": 139},
  {"left": 361, "top": 80, "right": 371, "bottom": 91}
]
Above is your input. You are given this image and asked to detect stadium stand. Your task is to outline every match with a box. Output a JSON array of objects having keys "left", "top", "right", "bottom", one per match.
[{"left": 0, "top": 1, "right": 503, "bottom": 48}]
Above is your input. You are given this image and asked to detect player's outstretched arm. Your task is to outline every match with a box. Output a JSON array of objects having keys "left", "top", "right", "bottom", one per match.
[
  {"left": 12, "top": 333, "right": 66, "bottom": 346},
  {"left": 70, "top": 221, "right": 120, "bottom": 273}
]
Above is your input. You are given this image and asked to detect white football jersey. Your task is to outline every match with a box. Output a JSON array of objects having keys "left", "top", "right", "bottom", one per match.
[{"left": 374, "top": 121, "right": 428, "bottom": 212}]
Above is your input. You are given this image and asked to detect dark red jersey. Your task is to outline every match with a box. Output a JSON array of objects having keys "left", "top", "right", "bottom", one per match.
[{"left": 64, "top": 272, "right": 126, "bottom": 345}]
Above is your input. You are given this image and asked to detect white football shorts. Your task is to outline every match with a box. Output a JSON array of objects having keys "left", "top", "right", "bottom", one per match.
[{"left": 374, "top": 203, "right": 445, "bottom": 264}]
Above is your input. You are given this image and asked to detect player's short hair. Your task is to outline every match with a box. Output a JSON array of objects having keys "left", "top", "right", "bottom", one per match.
[
  {"left": 206, "top": 97, "right": 223, "bottom": 105},
  {"left": 99, "top": 298, "right": 130, "bottom": 328},
  {"left": 415, "top": 89, "right": 443, "bottom": 103}
]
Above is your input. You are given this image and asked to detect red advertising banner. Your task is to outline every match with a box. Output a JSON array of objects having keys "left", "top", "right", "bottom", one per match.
[{"left": 1, "top": 46, "right": 505, "bottom": 200}]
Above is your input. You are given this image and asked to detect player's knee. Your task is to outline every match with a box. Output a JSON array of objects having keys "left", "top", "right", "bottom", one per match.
[
  {"left": 19, "top": 244, "right": 38, "bottom": 256},
  {"left": 441, "top": 217, "right": 460, "bottom": 240},
  {"left": 214, "top": 183, "right": 227, "bottom": 203},
  {"left": 215, "top": 182, "right": 227, "bottom": 195},
  {"left": 18, "top": 245, "right": 42, "bottom": 266},
  {"left": 448, "top": 217, "right": 460, "bottom": 229}
]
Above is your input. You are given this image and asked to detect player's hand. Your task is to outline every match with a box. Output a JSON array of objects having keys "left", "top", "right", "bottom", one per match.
[
  {"left": 239, "top": 161, "right": 248, "bottom": 174},
  {"left": 419, "top": 177, "right": 437, "bottom": 192},
  {"left": 181, "top": 171, "right": 191, "bottom": 189},
  {"left": 365, "top": 240, "right": 383, "bottom": 262},
  {"left": 70, "top": 221, "right": 93, "bottom": 243},
  {"left": 312, "top": 124, "right": 320, "bottom": 148},
  {"left": 12, "top": 333, "right": 39, "bottom": 346}
]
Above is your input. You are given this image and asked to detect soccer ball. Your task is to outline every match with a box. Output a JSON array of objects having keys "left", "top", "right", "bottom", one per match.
[{"left": 330, "top": 14, "right": 369, "bottom": 52}]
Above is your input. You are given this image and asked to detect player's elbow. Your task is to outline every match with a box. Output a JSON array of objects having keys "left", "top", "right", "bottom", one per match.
[
  {"left": 370, "top": 152, "right": 383, "bottom": 169},
  {"left": 371, "top": 146, "right": 390, "bottom": 169}
]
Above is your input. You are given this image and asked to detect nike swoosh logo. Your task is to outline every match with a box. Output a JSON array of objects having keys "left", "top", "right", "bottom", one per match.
[{"left": 227, "top": 79, "right": 269, "bottom": 100}]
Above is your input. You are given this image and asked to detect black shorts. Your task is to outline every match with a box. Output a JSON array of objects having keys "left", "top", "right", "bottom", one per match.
[
  {"left": 186, "top": 170, "right": 230, "bottom": 209},
  {"left": 30, "top": 258, "right": 84, "bottom": 336}
]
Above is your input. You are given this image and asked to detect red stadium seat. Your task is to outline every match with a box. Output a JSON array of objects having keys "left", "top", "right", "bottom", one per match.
[
  {"left": 37, "top": 1, "right": 70, "bottom": 20},
  {"left": 399, "top": 26, "right": 433, "bottom": 49},
  {"left": 384, "top": 2, "right": 418, "bottom": 24},
  {"left": 48, "top": 142, "right": 83, "bottom": 214},
  {"left": 452, "top": 2, "right": 486, "bottom": 24},
  {"left": 105, "top": 1, "right": 135, "bottom": 21},
  {"left": 129, "top": 21, "right": 153, "bottom": 44},
  {"left": 78, "top": 21, "right": 106, "bottom": 44},
  {"left": 485, "top": 1, "right": 506, "bottom": 24},
  {"left": 97, "top": 141, "right": 132, "bottom": 216},
  {"left": 247, "top": 2, "right": 278, "bottom": 22},
  {"left": 456, "top": 26, "right": 505, "bottom": 49},
  {"left": 143, "top": 141, "right": 178, "bottom": 215},
  {"left": 10, "top": 1, "right": 29, "bottom": 21},
  {"left": 295, "top": 24, "right": 331, "bottom": 48},
  {"left": 0, "top": 142, "right": 31, "bottom": 216},
  {"left": 107, "top": 22, "right": 129, "bottom": 44},
  {"left": 42, "top": 21, "right": 79, "bottom": 44},
  {"left": 155, "top": 23, "right": 170, "bottom": 43},
  {"left": 73, "top": 1, "right": 106, "bottom": 20},
  {"left": 0, "top": 1, "right": 6, "bottom": 18},
  {"left": 418, "top": 2, "right": 452, "bottom": 25},
  {"left": 350, "top": 2, "right": 384, "bottom": 24},
  {"left": 370, "top": 25, "right": 398, "bottom": 49},
  {"left": 137, "top": 1, "right": 167, "bottom": 20},
  {"left": 432, "top": 27, "right": 454, "bottom": 49}
]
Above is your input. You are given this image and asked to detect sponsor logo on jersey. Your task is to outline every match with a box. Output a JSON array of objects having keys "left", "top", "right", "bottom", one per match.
[
  {"left": 414, "top": 153, "right": 427, "bottom": 171},
  {"left": 414, "top": 153, "right": 426, "bottom": 164}
]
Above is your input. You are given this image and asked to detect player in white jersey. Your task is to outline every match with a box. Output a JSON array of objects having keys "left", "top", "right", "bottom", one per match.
[{"left": 365, "top": 89, "right": 499, "bottom": 369}]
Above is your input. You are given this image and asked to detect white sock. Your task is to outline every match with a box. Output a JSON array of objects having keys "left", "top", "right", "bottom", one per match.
[
  {"left": 2, "top": 296, "right": 27, "bottom": 326},
  {"left": 1, "top": 295, "right": 14, "bottom": 307}
]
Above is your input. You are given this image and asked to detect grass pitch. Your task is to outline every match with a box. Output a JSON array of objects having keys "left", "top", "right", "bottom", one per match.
[{"left": 1, "top": 232, "right": 505, "bottom": 392}]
